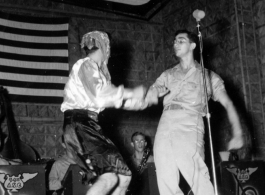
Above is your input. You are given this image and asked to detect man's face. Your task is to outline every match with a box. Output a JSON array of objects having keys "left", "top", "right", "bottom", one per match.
[
  {"left": 173, "top": 33, "right": 194, "bottom": 58},
  {"left": 131, "top": 135, "right": 147, "bottom": 153}
]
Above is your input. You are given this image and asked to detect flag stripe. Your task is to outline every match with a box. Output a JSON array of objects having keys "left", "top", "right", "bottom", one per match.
[
  {"left": 0, "top": 24, "right": 68, "bottom": 37},
  {"left": 0, "top": 80, "right": 65, "bottom": 90},
  {"left": 7, "top": 87, "right": 63, "bottom": 96},
  {"left": 0, "top": 45, "right": 68, "bottom": 57},
  {"left": 0, "top": 65, "right": 69, "bottom": 77},
  {"left": 0, "top": 11, "right": 69, "bottom": 104},
  {"left": 8, "top": 94, "right": 63, "bottom": 104},
  {"left": 0, "top": 72, "right": 68, "bottom": 84},
  {"left": 0, "top": 18, "right": 67, "bottom": 31},
  {"left": 0, "top": 32, "right": 68, "bottom": 44},
  {"left": 0, "top": 38, "right": 68, "bottom": 50},
  {"left": 0, "top": 52, "right": 68, "bottom": 63},
  {"left": 0, "top": 58, "right": 68, "bottom": 70}
]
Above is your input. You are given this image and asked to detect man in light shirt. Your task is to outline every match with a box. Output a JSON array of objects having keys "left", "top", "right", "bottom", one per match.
[{"left": 144, "top": 29, "right": 244, "bottom": 195}]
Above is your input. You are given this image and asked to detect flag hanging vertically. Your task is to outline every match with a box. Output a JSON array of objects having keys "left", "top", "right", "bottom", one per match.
[{"left": 0, "top": 12, "right": 69, "bottom": 104}]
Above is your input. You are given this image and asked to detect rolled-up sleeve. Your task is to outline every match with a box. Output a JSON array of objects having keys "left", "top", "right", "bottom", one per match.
[
  {"left": 208, "top": 71, "right": 226, "bottom": 102},
  {"left": 152, "top": 71, "right": 168, "bottom": 96}
]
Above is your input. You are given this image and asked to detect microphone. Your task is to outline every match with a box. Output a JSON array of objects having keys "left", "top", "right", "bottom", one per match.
[{"left": 193, "top": 9, "right": 205, "bottom": 21}]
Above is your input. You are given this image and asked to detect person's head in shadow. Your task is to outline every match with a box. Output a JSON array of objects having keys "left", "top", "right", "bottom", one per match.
[
  {"left": 131, "top": 132, "right": 148, "bottom": 154},
  {"left": 130, "top": 131, "right": 154, "bottom": 171}
]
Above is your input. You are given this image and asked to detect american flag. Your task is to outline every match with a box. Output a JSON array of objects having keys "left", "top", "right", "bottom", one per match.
[{"left": 0, "top": 12, "right": 69, "bottom": 104}]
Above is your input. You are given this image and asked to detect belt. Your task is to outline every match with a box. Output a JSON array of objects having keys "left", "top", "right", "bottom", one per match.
[
  {"left": 64, "top": 109, "right": 98, "bottom": 121},
  {"left": 163, "top": 104, "right": 185, "bottom": 111},
  {"left": 164, "top": 104, "right": 205, "bottom": 116}
]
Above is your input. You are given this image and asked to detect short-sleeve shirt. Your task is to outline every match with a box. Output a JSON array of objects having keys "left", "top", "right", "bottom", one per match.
[{"left": 153, "top": 62, "right": 225, "bottom": 115}]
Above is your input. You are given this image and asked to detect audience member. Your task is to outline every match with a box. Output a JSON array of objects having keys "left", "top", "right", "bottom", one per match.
[
  {"left": 126, "top": 132, "right": 154, "bottom": 195},
  {"left": 129, "top": 132, "right": 153, "bottom": 173}
]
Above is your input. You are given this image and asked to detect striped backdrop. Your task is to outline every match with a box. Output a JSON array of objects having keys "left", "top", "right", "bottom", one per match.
[{"left": 0, "top": 12, "right": 69, "bottom": 104}]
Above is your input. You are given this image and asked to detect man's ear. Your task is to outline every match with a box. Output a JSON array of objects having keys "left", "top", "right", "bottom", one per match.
[
  {"left": 191, "top": 42, "right": 196, "bottom": 50},
  {"left": 144, "top": 141, "right": 147, "bottom": 147},
  {"left": 131, "top": 142, "right": 134, "bottom": 147}
]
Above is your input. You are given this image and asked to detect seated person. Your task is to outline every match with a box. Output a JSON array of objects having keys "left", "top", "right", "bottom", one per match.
[
  {"left": 129, "top": 131, "right": 154, "bottom": 173},
  {"left": 48, "top": 136, "right": 76, "bottom": 193},
  {"left": 126, "top": 132, "right": 154, "bottom": 195}
]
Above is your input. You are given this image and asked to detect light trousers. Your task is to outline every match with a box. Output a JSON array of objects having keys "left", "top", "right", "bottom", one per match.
[{"left": 154, "top": 110, "right": 215, "bottom": 195}]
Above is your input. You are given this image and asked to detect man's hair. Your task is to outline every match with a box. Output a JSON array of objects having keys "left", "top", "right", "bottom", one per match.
[
  {"left": 174, "top": 29, "right": 199, "bottom": 44},
  {"left": 131, "top": 132, "right": 146, "bottom": 142}
]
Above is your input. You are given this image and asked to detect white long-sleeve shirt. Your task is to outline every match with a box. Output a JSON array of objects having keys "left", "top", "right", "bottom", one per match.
[{"left": 61, "top": 57, "right": 124, "bottom": 113}]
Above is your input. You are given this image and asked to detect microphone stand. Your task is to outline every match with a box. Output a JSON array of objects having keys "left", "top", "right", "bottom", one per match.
[{"left": 195, "top": 21, "right": 219, "bottom": 195}]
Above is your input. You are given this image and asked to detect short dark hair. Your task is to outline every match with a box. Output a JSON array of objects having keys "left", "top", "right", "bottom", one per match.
[
  {"left": 174, "top": 29, "right": 198, "bottom": 44},
  {"left": 131, "top": 132, "right": 146, "bottom": 142}
]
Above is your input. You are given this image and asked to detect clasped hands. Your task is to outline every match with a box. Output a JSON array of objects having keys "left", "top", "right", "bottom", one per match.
[{"left": 123, "top": 85, "right": 169, "bottom": 110}]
